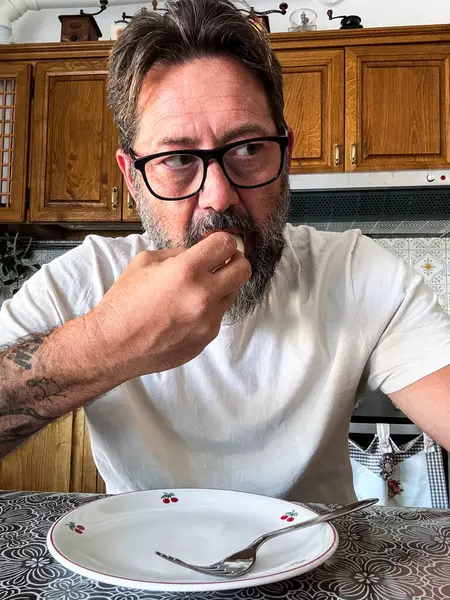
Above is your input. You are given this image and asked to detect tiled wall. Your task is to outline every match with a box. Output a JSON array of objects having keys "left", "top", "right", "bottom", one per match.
[
  {"left": 1, "top": 238, "right": 450, "bottom": 314},
  {"left": 0, "top": 245, "right": 68, "bottom": 305},
  {"left": 373, "top": 238, "right": 450, "bottom": 313}
]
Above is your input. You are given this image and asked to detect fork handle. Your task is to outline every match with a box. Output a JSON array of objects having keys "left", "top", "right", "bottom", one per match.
[{"left": 251, "top": 498, "right": 378, "bottom": 550}]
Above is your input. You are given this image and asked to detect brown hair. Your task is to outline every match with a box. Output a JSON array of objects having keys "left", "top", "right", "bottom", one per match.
[{"left": 108, "top": 0, "right": 286, "bottom": 155}]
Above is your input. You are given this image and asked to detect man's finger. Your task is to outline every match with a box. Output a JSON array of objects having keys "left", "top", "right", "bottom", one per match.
[
  {"left": 212, "top": 251, "right": 252, "bottom": 295},
  {"left": 181, "top": 232, "right": 239, "bottom": 273}
]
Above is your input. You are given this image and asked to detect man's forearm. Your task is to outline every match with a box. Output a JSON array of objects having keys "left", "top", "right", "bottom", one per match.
[{"left": 0, "top": 314, "right": 123, "bottom": 458}]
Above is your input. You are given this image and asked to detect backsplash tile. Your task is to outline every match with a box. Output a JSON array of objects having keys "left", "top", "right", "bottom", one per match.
[
  {"left": 0, "top": 245, "right": 68, "bottom": 305},
  {"left": 411, "top": 250, "right": 447, "bottom": 284},
  {"left": 374, "top": 237, "right": 450, "bottom": 315}
]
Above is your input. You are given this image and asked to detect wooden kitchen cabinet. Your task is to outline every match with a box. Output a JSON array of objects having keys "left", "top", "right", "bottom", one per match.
[
  {"left": 279, "top": 49, "right": 344, "bottom": 173},
  {"left": 0, "top": 63, "right": 31, "bottom": 222},
  {"left": 2, "top": 25, "right": 450, "bottom": 221},
  {"left": 0, "top": 408, "right": 105, "bottom": 493},
  {"left": 345, "top": 44, "right": 450, "bottom": 171},
  {"left": 29, "top": 59, "right": 123, "bottom": 222},
  {"left": 123, "top": 187, "right": 140, "bottom": 222}
]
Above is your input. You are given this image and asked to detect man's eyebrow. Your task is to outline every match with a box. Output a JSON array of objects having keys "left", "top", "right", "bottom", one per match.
[{"left": 155, "top": 123, "right": 276, "bottom": 149}]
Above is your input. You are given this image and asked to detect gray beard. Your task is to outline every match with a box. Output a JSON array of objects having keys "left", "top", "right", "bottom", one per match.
[{"left": 132, "top": 169, "right": 290, "bottom": 325}]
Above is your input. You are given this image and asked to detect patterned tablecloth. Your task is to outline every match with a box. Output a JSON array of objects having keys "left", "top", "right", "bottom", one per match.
[{"left": 1, "top": 491, "right": 450, "bottom": 600}]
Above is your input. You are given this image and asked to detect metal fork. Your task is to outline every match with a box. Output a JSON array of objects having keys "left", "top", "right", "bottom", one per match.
[{"left": 155, "top": 497, "right": 378, "bottom": 578}]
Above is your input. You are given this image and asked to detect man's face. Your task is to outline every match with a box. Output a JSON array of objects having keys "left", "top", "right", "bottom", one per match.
[{"left": 117, "top": 55, "right": 292, "bottom": 323}]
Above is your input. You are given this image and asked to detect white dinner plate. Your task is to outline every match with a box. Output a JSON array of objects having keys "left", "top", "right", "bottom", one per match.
[{"left": 47, "top": 488, "right": 338, "bottom": 592}]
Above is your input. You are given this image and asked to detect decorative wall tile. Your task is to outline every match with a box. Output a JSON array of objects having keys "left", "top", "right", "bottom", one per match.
[
  {"left": 411, "top": 250, "right": 447, "bottom": 284},
  {"left": 429, "top": 285, "right": 448, "bottom": 313},
  {"left": 410, "top": 237, "right": 446, "bottom": 250},
  {"left": 374, "top": 237, "right": 449, "bottom": 315},
  {"left": 374, "top": 238, "right": 409, "bottom": 251},
  {"left": 390, "top": 250, "right": 410, "bottom": 264}
]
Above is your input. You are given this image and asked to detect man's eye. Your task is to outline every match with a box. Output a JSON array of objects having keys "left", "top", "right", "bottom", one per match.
[
  {"left": 234, "top": 143, "right": 263, "bottom": 157},
  {"left": 163, "top": 154, "right": 196, "bottom": 168}
]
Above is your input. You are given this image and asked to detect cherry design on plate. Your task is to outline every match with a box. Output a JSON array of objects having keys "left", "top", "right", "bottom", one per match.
[
  {"left": 280, "top": 510, "right": 298, "bottom": 523},
  {"left": 161, "top": 492, "right": 179, "bottom": 504},
  {"left": 66, "top": 521, "right": 85, "bottom": 534}
]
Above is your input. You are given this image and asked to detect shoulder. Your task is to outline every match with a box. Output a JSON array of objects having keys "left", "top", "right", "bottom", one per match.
[
  {"left": 285, "top": 223, "right": 361, "bottom": 258},
  {"left": 63, "top": 233, "right": 151, "bottom": 269},
  {"left": 284, "top": 224, "right": 401, "bottom": 275},
  {"left": 45, "top": 233, "right": 150, "bottom": 285}
]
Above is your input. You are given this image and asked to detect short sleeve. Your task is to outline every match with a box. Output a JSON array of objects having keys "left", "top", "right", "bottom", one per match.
[{"left": 351, "top": 235, "right": 450, "bottom": 395}]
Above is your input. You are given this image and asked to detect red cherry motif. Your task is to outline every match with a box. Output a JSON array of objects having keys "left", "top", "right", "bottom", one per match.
[
  {"left": 66, "top": 521, "right": 85, "bottom": 534},
  {"left": 281, "top": 510, "right": 298, "bottom": 522},
  {"left": 161, "top": 492, "right": 179, "bottom": 504}
]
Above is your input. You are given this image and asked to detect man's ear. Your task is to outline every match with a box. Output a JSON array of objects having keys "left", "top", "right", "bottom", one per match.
[
  {"left": 286, "top": 126, "right": 294, "bottom": 170},
  {"left": 116, "top": 149, "right": 137, "bottom": 197}
]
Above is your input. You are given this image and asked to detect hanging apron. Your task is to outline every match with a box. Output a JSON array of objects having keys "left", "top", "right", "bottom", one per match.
[{"left": 349, "top": 423, "right": 448, "bottom": 508}]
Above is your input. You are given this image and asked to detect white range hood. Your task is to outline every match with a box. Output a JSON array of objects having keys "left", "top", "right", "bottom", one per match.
[{"left": 289, "top": 169, "right": 450, "bottom": 191}]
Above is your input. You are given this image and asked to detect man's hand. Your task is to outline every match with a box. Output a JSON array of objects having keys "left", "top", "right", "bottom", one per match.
[{"left": 89, "top": 232, "right": 251, "bottom": 380}]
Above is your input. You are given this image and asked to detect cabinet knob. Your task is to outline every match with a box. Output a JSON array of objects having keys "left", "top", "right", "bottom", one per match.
[
  {"left": 334, "top": 144, "right": 340, "bottom": 168},
  {"left": 111, "top": 187, "right": 118, "bottom": 210},
  {"left": 127, "top": 192, "right": 134, "bottom": 211},
  {"left": 350, "top": 143, "right": 357, "bottom": 166}
]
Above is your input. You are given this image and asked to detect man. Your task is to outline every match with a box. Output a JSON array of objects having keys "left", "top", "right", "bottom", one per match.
[{"left": 1, "top": 0, "right": 450, "bottom": 503}]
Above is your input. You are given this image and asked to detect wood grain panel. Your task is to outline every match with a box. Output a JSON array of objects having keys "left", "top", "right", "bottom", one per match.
[
  {"left": 363, "top": 65, "right": 440, "bottom": 156},
  {"left": 284, "top": 71, "right": 322, "bottom": 159},
  {"left": 29, "top": 59, "right": 122, "bottom": 222},
  {"left": 0, "top": 415, "right": 73, "bottom": 492},
  {"left": 277, "top": 49, "right": 345, "bottom": 173},
  {"left": 70, "top": 408, "right": 99, "bottom": 493},
  {"left": 48, "top": 79, "right": 103, "bottom": 203},
  {"left": 346, "top": 44, "right": 450, "bottom": 171}
]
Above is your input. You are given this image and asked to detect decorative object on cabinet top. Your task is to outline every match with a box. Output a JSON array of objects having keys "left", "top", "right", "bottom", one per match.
[
  {"left": 58, "top": 0, "right": 107, "bottom": 42},
  {"left": 238, "top": 2, "right": 289, "bottom": 34},
  {"left": 327, "top": 9, "right": 363, "bottom": 29},
  {"left": 289, "top": 9, "right": 318, "bottom": 32}
]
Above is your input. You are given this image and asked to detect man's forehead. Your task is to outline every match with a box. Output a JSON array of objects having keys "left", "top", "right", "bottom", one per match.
[{"left": 135, "top": 56, "right": 273, "bottom": 149}]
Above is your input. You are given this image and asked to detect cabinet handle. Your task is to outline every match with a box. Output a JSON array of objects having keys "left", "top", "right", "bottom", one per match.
[
  {"left": 334, "top": 144, "right": 340, "bottom": 167},
  {"left": 111, "top": 187, "right": 118, "bottom": 210},
  {"left": 350, "top": 143, "right": 357, "bottom": 166},
  {"left": 127, "top": 192, "right": 134, "bottom": 210}
]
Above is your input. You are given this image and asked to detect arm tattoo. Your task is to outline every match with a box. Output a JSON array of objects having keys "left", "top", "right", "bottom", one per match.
[
  {"left": 5, "top": 333, "right": 49, "bottom": 371},
  {"left": 27, "top": 378, "right": 66, "bottom": 402}
]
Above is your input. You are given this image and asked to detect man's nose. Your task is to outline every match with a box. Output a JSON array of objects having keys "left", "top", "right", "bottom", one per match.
[{"left": 197, "top": 159, "right": 239, "bottom": 212}]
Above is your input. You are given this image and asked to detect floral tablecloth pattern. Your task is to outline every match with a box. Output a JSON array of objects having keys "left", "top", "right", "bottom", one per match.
[{"left": 0, "top": 491, "right": 450, "bottom": 599}]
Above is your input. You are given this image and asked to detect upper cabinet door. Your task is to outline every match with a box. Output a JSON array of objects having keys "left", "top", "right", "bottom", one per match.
[
  {"left": 346, "top": 44, "right": 450, "bottom": 171},
  {"left": 278, "top": 49, "right": 345, "bottom": 173},
  {"left": 30, "top": 60, "right": 122, "bottom": 222},
  {"left": 0, "top": 63, "right": 31, "bottom": 222}
]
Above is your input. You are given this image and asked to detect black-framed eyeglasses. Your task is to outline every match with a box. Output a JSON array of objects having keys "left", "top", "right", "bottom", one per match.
[{"left": 130, "top": 131, "right": 289, "bottom": 201}]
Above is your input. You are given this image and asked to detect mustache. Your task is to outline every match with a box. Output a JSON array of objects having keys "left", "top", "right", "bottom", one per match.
[{"left": 186, "top": 208, "right": 260, "bottom": 246}]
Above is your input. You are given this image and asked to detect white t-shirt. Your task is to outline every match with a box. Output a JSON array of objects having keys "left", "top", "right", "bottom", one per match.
[{"left": 1, "top": 225, "right": 450, "bottom": 503}]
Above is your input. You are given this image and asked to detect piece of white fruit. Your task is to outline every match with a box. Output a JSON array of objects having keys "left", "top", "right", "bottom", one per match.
[
  {"left": 232, "top": 234, "right": 245, "bottom": 254},
  {"left": 220, "top": 235, "right": 245, "bottom": 269}
]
